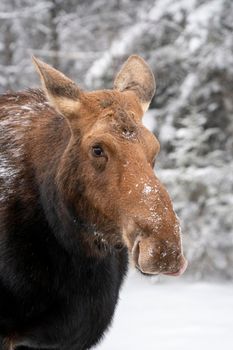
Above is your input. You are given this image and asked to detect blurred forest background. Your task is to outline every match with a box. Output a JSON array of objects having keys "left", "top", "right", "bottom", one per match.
[{"left": 0, "top": 0, "right": 232, "bottom": 280}]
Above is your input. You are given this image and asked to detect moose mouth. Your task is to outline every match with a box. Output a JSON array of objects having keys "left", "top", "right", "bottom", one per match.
[{"left": 131, "top": 237, "right": 188, "bottom": 277}]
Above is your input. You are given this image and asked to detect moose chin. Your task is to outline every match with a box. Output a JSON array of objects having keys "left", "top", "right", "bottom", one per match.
[{"left": 0, "top": 54, "right": 187, "bottom": 350}]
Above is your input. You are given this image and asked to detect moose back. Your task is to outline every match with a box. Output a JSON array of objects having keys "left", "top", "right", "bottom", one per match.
[{"left": 0, "top": 56, "right": 187, "bottom": 350}]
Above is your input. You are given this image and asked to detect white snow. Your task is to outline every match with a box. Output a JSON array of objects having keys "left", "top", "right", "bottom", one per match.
[
  {"left": 85, "top": 22, "right": 147, "bottom": 87},
  {"left": 0, "top": 154, "right": 19, "bottom": 202},
  {"left": 95, "top": 272, "right": 233, "bottom": 350},
  {"left": 186, "top": 0, "right": 222, "bottom": 52},
  {"left": 143, "top": 184, "right": 153, "bottom": 195},
  {"left": 149, "top": 0, "right": 196, "bottom": 23},
  {"left": 142, "top": 109, "right": 157, "bottom": 131}
]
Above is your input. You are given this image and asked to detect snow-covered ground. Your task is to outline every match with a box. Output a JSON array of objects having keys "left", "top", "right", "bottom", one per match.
[{"left": 95, "top": 271, "right": 233, "bottom": 350}]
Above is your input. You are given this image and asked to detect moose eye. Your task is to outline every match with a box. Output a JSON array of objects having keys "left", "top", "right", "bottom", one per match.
[{"left": 92, "top": 145, "right": 104, "bottom": 157}]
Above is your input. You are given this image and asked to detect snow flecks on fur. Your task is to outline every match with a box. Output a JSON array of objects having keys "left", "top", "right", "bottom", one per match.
[
  {"left": 0, "top": 154, "right": 19, "bottom": 202},
  {"left": 123, "top": 160, "right": 129, "bottom": 168},
  {"left": 0, "top": 113, "right": 31, "bottom": 129},
  {"left": 148, "top": 247, "right": 155, "bottom": 258},
  {"left": 0, "top": 93, "right": 48, "bottom": 202},
  {"left": 143, "top": 184, "right": 153, "bottom": 195}
]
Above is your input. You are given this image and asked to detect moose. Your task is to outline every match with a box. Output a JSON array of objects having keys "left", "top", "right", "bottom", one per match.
[{"left": 0, "top": 55, "right": 187, "bottom": 350}]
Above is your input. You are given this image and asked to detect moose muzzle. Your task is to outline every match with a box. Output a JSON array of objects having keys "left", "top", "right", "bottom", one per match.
[{"left": 132, "top": 234, "right": 188, "bottom": 276}]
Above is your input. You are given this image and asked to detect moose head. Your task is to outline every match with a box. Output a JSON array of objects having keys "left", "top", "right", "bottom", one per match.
[{"left": 33, "top": 55, "right": 187, "bottom": 276}]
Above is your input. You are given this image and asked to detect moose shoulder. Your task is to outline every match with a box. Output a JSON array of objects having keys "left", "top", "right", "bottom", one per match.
[{"left": 0, "top": 55, "right": 187, "bottom": 350}]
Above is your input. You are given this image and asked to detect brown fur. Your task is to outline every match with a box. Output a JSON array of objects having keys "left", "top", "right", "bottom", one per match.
[{"left": 0, "top": 56, "right": 187, "bottom": 349}]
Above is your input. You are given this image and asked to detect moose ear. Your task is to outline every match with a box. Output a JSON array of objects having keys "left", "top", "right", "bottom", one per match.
[
  {"left": 32, "top": 56, "right": 81, "bottom": 117},
  {"left": 114, "top": 55, "right": 156, "bottom": 113}
]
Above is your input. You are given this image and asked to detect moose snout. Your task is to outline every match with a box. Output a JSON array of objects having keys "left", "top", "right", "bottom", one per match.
[
  {"left": 120, "top": 168, "right": 188, "bottom": 277},
  {"left": 132, "top": 235, "right": 188, "bottom": 276}
]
